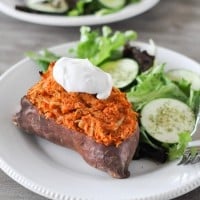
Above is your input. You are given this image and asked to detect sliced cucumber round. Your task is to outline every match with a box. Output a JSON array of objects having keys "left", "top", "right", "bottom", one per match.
[
  {"left": 166, "top": 69, "right": 200, "bottom": 91},
  {"left": 98, "top": 0, "right": 126, "bottom": 9},
  {"left": 26, "top": 0, "right": 68, "bottom": 14},
  {"left": 100, "top": 58, "right": 139, "bottom": 89},
  {"left": 141, "top": 98, "right": 195, "bottom": 144}
]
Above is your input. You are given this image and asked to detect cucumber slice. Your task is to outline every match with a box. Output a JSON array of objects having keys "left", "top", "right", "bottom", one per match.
[
  {"left": 26, "top": 0, "right": 68, "bottom": 14},
  {"left": 100, "top": 58, "right": 139, "bottom": 89},
  {"left": 98, "top": 0, "right": 126, "bottom": 9},
  {"left": 166, "top": 69, "right": 200, "bottom": 91},
  {"left": 141, "top": 98, "right": 195, "bottom": 144}
]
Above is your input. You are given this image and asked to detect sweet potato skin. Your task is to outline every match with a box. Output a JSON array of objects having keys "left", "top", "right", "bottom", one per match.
[{"left": 13, "top": 96, "right": 139, "bottom": 178}]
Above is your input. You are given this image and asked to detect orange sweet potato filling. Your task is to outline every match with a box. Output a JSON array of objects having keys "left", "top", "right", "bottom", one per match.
[{"left": 27, "top": 63, "right": 138, "bottom": 146}]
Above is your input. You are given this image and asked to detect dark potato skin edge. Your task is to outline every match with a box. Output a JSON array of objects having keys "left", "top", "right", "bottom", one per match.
[{"left": 13, "top": 96, "right": 139, "bottom": 178}]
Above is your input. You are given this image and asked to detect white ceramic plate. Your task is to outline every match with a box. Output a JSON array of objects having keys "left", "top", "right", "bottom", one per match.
[
  {"left": 0, "top": 0, "right": 159, "bottom": 26},
  {"left": 0, "top": 42, "right": 200, "bottom": 200}
]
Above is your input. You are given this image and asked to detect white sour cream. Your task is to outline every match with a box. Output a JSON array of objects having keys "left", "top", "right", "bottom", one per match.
[{"left": 53, "top": 57, "right": 113, "bottom": 99}]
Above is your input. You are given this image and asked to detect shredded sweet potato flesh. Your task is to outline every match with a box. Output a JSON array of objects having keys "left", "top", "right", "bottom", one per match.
[{"left": 27, "top": 63, "right": 138, "bottom": 146}]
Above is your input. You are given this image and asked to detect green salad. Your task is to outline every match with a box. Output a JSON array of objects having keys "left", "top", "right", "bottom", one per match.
[
  {"left": 27, "top": 26, "right": 200, "bottom": 163},
  {"left": 15, "top": 0, "right": 141, "bottom": 16}
]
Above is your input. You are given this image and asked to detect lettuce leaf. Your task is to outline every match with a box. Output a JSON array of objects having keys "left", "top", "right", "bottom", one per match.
[
  {"left": 75, "top": 26, "right": 137, "bottom": 66},
  {"left": 127, "top": 64, "right": 188, "bottom": 110},
  {"left": 169, "top": 76, "right": 200, "bottom": 115},
  {"left": 68, "top": 0, "right": 96, "bottom": 16},
  {"left": 26, "top": 49, "right": 60, "bottom": 72},
  {"left": 188, "top": 90, "right": 200, "bottom": 115},
  {"left": 138, "top": 128, "right": 192, "bottom": 162},
  {"left": 165, "top": 132, "right": 192, "bottom": 161}
]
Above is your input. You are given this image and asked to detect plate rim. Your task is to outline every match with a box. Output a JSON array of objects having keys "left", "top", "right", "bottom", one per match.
[
  {"left": 0, "top": 41, "right": 200, "bottom": 200},
  {"left": 1, "top": 156, "right": 200, "bottom": 200},
  {"left": 0, "top": 0, "right": 160, "bottom": 26}
]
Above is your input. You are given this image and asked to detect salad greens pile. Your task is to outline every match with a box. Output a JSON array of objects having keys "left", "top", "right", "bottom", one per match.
[
  {"left": 126, "top": 62, "right": 199, "bottom": 161},
  {"left": 27, "top": 25, "right": 137, "bottom": 70},
  {"left": 26, "top": 26, "right": 200, "bottom": 163},
  {"left": 68, "top": 0, "right": 141, "bottom": 16},
  {"left": 16, "top": 0, "right": 141, "bottom": 16}
]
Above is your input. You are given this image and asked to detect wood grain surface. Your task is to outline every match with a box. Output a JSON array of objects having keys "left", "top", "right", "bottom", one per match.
[{"left": 0, "top": 0, "right": 200, "bottom": 199}]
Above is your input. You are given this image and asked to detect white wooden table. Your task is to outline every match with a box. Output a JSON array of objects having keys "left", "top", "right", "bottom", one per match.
[{"left": 0, "top": 0, "right": 200, "bottom": 199}]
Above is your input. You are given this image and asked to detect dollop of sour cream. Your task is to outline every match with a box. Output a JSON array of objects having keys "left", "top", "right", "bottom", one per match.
[{"left": 53, "top": 57, "right": 113, "bottom": 99}]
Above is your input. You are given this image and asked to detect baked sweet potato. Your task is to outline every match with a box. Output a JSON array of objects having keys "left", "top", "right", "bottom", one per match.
[
  {"left": 13, "top": 62, "right": 139, "bottom": 178},
  {"left": 13, "top": 96, "right": 139, "bottom": 178}
]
